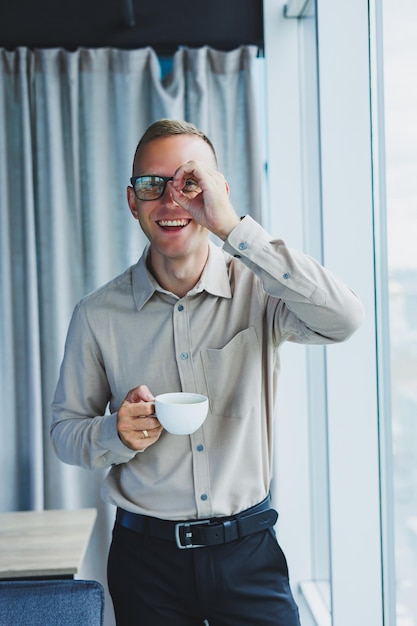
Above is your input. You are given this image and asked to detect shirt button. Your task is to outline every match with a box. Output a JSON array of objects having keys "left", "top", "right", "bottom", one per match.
[
  {"left": 196, "top": 444, "right": 204, "bottom": 452},
  {"left": 282, "top": 272, "right": 290, "bottom": 280},
  {"left": 238, "top": 242, "right": 247, "bottom": 251},
  {"left": 200, "top": 494, "right": 208, "bottom": 501},
  {"left": 180, "top": 352, "right": 188, "bottom": 360},
  {"left": 178, "top": 304, "right": 184, "bottom": 311}
]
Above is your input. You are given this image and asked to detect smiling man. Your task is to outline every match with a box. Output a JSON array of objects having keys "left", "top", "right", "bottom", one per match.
[
  {"left": 51, "top": 119, "right": 364, "bottom": 626},
  {"left": 127, "top": 126, "right": 239, "bottom": 297}
]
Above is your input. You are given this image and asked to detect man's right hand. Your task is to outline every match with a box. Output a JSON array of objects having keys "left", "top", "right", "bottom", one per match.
[{"left": 117, "top": 385, "right": 163, "bottom": 451}]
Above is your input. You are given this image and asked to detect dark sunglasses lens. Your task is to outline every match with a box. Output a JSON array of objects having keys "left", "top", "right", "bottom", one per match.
[{"left": 134, "top": 176, "right": 165, "bottom": 200}]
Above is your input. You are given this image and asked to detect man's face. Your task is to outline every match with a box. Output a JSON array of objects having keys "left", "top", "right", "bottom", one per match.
[{"left": 127, "top": 134, "right": 217, "bottom": 263}]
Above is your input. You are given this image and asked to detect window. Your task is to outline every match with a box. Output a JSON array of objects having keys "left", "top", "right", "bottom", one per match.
[
  {"left": 264, "top": 0, "right": 385, "bottom": 623},
  {"left": 382, "top": 0, "right": 417, "bottom": 623}
]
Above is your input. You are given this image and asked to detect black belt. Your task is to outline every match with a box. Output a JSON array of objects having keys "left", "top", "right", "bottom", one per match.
[{"left": 116, "top": 495, "right": 278, "bottom": 549}]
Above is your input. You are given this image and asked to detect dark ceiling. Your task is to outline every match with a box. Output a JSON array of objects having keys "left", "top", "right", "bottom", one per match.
[{"left": 0, "top": 0, "right": 264, "bottom": 55}]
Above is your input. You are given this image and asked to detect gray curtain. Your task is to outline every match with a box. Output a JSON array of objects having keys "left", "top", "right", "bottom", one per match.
[{"left": 0, "top": 45, "right": 262, "bottom": 625}]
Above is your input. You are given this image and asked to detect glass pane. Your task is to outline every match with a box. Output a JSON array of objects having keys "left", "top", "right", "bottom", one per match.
[
  {"left": 383, "top": 0, "right": 417, "bottom": 623},
  {"left": 299, "top": 0, "right": 331, "bottom": 593}
]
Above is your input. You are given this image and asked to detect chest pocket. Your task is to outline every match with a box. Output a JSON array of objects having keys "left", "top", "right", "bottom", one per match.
[{"left": 200, "top": 326, "right": 262, "bottom": 418}]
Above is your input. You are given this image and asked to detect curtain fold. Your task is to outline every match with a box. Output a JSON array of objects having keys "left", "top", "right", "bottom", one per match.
[{"left": 0, "top": 45, "right": 262, "bottom": 625}]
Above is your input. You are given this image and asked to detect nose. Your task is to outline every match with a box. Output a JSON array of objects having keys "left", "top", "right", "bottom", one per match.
[{"left": 161, "top": 179, "right": 179, "bottom": 205}]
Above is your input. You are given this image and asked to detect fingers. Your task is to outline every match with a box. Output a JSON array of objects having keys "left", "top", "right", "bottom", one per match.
[
  {"left": 123, "top": 384, "right": 155, "bottom": 404},
  {"left": 119, "top": 400, "right": 155, "bottom": 419},
  {"left": 118, "top": 421, "right": 163, "bottom": 451},
  {"left": 117, "top": 412, "right": 163, "bottom": 451},
  {"left": 117, "top": 385, "right": 163, "bottom": 451},
  {"left": 139, "top": 424, "right": 162, "bottom": 442},
  {"left": 172, "top": 161, "right": 223, "bottom": 196},
  {"left": 170, "top": 161, "right": 239, "bottom": 240}
]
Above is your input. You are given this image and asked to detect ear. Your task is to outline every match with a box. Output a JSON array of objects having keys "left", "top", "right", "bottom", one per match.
[{"left": 127, "top": 186, "right": 139, "bottom": 220}]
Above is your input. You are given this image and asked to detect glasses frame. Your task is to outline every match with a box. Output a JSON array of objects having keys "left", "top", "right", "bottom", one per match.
[{"left": 130, "top": 175, "right": 174, "bottom": 201}]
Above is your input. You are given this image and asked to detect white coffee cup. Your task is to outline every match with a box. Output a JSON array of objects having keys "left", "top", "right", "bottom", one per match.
[{"left": 154, "top": 392, "right": 209, "bottom": 435}]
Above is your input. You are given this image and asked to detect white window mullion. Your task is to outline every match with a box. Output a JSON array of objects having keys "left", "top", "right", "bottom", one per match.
[
  {"left": 264, "top": 0, "right": 385, "bottom": 623},
  {"left": 263, "top": 3, "right": 315, "bottom": 624},
  {"left": 316, "top": 0, "right": 384, "bottom": 624}
]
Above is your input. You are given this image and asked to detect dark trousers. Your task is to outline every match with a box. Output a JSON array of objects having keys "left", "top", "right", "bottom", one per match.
[{"left": 107, "top": 522, "right": 301, "bottom": 626}]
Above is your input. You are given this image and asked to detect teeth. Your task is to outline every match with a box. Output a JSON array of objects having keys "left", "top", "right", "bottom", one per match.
[{"left": 158, "top": 219, "right": 189, "bottom": 227}]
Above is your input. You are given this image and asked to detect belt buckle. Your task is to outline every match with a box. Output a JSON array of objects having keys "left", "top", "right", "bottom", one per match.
[{"left": 175, "top": 519, "right": 211, "bottom": 549}]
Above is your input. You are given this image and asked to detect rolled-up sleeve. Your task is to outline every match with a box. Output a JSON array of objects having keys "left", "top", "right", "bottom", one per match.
[{"left": 223, "top": 216, "right": 364, "bottom": 344}]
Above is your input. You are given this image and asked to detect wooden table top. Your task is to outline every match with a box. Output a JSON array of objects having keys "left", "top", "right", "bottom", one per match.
[{"left": 0, "top": 508, "right": 97, "bottom": 579}]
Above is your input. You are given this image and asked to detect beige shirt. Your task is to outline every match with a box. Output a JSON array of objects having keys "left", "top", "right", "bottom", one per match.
[{"left": 51, "top": 216, "right": 364, "bottom": 520}]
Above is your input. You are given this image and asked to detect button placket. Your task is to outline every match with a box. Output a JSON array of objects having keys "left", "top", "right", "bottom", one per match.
[
  {"left": 173, "top": 300, "right": 193, "bottom": 383},
  {"left": 190, "top": 430, "right": 212, "bottom": 517},
  {"left": 172, "top": 298, "right": 212, "bottom": 517}
]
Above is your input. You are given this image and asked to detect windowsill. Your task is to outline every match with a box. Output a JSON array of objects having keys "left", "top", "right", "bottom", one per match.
[{"left": 299, "top": 581, "right": 331, "bottom": 626}]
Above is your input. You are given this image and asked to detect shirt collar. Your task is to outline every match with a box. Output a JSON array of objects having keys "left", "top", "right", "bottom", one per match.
[{"left": 132, "top": 241, "right": 232, "bottom": 310}]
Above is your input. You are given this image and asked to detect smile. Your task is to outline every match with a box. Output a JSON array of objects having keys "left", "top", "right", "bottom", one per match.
[{"left": 157, "top": 219, "right": 191, "bottom": 227}]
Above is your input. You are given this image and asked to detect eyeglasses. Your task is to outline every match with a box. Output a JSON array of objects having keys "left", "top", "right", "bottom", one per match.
[{"left": 130, "top": 175, "right": 201, "bottom": 201}]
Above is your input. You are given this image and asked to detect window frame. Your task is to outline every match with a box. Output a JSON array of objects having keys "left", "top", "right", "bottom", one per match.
[{"left": 263, "top": 0, "right": 385, "bottom": 623}]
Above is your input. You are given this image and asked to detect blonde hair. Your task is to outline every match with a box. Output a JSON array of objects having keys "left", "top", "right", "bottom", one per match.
[{"left": 132, "top": 119, "right": 217, "bottom": 174}]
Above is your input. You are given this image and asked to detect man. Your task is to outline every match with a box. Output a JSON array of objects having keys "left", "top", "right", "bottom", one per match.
[{"left": 51, "top": 119, "right": 364, "bottom": 625}]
